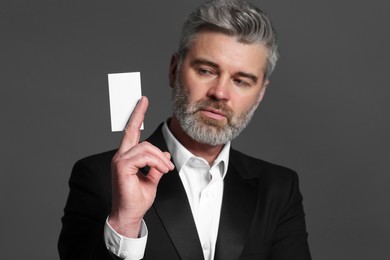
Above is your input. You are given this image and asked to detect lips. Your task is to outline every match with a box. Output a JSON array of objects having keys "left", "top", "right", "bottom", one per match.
[
  {"left": 204, "top": 107, "right": 226, "bottom": 116},
  {"left": 200, "top": 107, "right": 227, "bottom": 121}
]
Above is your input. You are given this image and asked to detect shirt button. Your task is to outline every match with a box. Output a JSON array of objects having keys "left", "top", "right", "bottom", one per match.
[
  {"left": 203, "top": 243, "right": 210, "bottom": 250},
  {"left": 119, "top": 252, "right": 128, "bottom": 259}
]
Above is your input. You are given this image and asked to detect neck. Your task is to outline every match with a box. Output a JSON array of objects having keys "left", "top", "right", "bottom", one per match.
[{"left": 168, "top": 116, "right": 225, "bottom": 165}]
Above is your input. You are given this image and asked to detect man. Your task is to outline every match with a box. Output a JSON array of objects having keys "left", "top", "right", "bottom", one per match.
[{"left": 59, "top": 0, "right": 311, "bottom": 259}]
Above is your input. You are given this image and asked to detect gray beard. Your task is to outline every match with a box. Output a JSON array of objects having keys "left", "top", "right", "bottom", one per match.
[{"left": 171, "top": 80, "right": 258, "bottom": 146}]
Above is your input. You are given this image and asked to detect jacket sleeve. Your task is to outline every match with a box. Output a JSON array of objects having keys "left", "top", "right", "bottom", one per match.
[
  {"left": 58, "top": 158, "right": 120, "bottom": 260},
  {"left": 270, "top": 171, "right": 312, "bottom": 260}
]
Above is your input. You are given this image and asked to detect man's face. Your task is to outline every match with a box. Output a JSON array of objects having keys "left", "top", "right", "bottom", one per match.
[{"left": 170, "top": 31, "right": 269, "bottom": 146}]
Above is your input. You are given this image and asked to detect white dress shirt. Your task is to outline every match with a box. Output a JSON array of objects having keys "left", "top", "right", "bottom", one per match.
[{"left": 104, "top": 122, "right": 230, "bottom": 260}]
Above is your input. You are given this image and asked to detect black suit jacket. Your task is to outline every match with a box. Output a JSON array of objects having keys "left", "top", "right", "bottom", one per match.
[{"left": 59, "top": 124, "right": 311, "bottom": 260}]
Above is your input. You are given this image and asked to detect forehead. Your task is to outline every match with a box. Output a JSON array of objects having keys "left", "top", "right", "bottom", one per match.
[{"left": 185, "top": 30, "right": 268, "bottom": 78}]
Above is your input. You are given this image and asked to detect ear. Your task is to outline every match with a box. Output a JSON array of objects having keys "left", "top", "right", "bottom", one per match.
[
  {"left": 169, "top": 53, "right": 179, "bottom": 88},
  {"left": 256, "top": 79, "right": 269, "bottom": 106}
]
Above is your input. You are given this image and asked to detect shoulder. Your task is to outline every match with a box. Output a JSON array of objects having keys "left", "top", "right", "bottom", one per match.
[
  {"left": 229, "top": 148, "right": 299, "bottom": 185},
  {"left": 229, "top": 149, "right": 304, "bottom": 205},
  {"left": 70, "top": 149, "right": 117, "bottom": 181},
  {"left": 75, "top": 149, "right": 117, "bottom": 169}
]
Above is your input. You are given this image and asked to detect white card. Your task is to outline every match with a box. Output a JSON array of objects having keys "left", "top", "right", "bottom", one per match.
[{"left": 108, "top": 72, "right": 143, "bottom": 132}]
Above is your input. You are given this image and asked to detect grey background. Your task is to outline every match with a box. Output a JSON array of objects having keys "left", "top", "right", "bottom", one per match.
[{"left": 1, "top": 0, "right": 389, "bottom": 259}]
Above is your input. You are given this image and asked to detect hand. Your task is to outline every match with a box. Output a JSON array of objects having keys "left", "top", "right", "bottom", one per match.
[{"left": 108, "top": 96, "right": 175, "bottom": 237}]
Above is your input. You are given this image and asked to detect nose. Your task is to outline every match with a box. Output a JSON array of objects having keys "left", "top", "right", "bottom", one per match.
[{"left": 206, "top": 76, "right": 230, "bottom": 101}]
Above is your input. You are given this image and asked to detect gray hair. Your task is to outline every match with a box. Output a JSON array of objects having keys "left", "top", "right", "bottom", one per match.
[{"left": 178, "top": 0, "right": 279, "bottom": 80}]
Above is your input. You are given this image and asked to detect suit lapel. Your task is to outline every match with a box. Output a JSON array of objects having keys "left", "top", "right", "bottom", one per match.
[
  {"left": 146, "top": 125, "right": 259, "bottom": 260},
  {"left": 147, "top": 125, "right": 204, "bottom": 260},
  {"left": 153, "top": 169, "right": 204, "bottom": 260},
  {"left": 214, "top": 150, "right": 258, "bottom": 260}
]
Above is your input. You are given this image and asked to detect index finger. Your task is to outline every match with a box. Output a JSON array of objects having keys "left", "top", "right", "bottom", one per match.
[{"left": 118, "top": 96, "right": 148, "bottom": 153}]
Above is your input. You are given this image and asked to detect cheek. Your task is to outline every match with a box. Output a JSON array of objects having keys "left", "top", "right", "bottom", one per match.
[
  {"left": 181, "top": 77, "right": 209, "bottom": 102},
  {"left": 231, "top": 93, "right": 259, "bottom": 114}
]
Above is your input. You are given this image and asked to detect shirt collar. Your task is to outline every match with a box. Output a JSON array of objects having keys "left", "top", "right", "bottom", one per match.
[{"left": 162, "top": 121, "right": 230, "bottom": 178}]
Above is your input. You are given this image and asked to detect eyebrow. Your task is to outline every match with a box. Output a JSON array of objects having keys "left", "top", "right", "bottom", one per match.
[
  {"left": 190, "top": 58, "right": 258, "bottom": 84},
  {"left": 191, "top": 58, "right": 219, "bottom": 69}
]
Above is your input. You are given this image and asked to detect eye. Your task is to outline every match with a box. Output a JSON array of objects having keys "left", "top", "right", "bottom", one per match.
[
  {"left": 197, "top": 68, "right": 214, "bottom": 76},
  {"left": 233, "top": 78, "right": 250, "bottom": 87}
]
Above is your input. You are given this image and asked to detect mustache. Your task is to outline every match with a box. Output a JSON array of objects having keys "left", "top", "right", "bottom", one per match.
[
  {"left": 173, "top": 81, "right": 233, "bottom": 120},
  {"left": 191, "top": 99, "right": 233, "bottom": 119}
]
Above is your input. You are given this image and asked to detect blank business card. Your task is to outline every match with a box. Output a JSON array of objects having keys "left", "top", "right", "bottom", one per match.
[{"left": 108, "top": 72, "right": 143, "bottom": 132}]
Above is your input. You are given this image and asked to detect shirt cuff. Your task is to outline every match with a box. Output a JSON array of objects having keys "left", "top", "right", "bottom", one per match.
[{"left": 104, "top": 217, "right": 148, "bottom": 260}]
